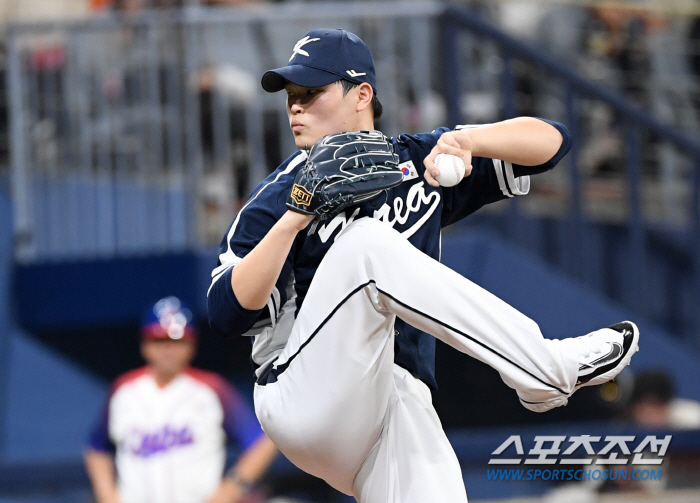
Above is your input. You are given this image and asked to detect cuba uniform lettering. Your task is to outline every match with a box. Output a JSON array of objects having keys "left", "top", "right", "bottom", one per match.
[{"left": 88, "top": 368, "right": 262, "bottom": 503}]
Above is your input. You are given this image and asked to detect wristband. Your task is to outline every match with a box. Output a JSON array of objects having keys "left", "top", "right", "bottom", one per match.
[{"left": 225, "top": 469, "right": 253, "bottom": 494}]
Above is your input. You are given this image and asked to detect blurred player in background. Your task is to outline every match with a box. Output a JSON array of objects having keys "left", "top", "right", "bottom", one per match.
[
  {"left": 84, "top": 296, "right": 278, "bottom": 503},
  {"left": 628, "top": 369, "right": 700, "bottom": 429}
]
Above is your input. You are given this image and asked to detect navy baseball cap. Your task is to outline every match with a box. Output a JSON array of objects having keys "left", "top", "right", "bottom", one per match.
[{"left": 261, "top": 29, "right": 377, "bottom": 93}]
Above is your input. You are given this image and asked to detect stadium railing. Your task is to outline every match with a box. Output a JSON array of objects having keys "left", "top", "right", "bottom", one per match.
[
  {"left": 6, "top": 1, "right": 700, "bottom": 343},
  {"left": 440, "top": 6, "right": 700, "bottom": 348},
  {"left": 6, "top": 2, "right": 441, "bottom": 263}
]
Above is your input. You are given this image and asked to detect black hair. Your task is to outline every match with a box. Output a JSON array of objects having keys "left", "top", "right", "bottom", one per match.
[
  {"left": 630, "top": 370, "right": 675, "bottom": 404},
  {"left": 338, "top": 80, "right": 383, "bottom": 120}
]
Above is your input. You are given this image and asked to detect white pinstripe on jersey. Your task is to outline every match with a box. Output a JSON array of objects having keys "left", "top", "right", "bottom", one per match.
[{"left": 208, "top": 151, "right": 307, "bottom": 294}]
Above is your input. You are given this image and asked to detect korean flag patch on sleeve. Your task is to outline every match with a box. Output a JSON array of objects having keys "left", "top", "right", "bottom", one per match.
[{"left": 399, "top": 160, "right": 418, "bottom": 181}]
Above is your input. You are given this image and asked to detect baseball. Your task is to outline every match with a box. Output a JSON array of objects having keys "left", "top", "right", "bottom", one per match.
[{"left": 434, "top": 153, "right": 466, "bottom": 187}]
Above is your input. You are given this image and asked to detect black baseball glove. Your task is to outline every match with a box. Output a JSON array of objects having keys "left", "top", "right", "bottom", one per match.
[{"left": 286, "top": 130, "right": 403, "bottom": 220}]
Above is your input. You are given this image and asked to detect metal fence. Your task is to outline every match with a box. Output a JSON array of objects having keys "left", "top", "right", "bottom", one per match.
[
  {"left": 7, "top": 1, "right": 700, "bottom": 344},
  {"left": 441, "top": 6, "right": 700, "bottom": 346},
  {"left": 467, "top": 0, "right": 700, "bottom": 133},
  {"left": 7, "top": 2, "right": 441, "bottom": 262}
]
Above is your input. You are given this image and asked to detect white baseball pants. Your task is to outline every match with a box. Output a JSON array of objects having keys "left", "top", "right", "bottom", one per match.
[{"left": 254, "top": 217, "right": 579, "bottom": 502}]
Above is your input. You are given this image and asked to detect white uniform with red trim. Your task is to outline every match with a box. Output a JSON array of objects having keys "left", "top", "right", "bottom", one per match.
[{"left": 88, "top": 368, "right": 263, "bottom": 503}]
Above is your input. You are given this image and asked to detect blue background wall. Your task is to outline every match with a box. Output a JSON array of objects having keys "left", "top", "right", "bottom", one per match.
[{"left": 3, "top": 224, "right": 699, "bottom": 465}]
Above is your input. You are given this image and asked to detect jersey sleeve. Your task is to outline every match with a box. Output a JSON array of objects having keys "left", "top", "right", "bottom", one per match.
[
  {"left": 203, "top": 372, "right": 264, "bottom": 451},
  {"left": 510, "top": 119, "right": 572, "bottom": 176},
  {"left": 440, "top": 118, "right": 571, "bottom": 227},
  {"left": 207, "top": 152, "right": 306, "bottom": 338},
  {"left": 86, "top": 369, "right": 148, "bottom": 454},
  {"left": 86, "top": 396, "right": 116, "bottom": 454}
]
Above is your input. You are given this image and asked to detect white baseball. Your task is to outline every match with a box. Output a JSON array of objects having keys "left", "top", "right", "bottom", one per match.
[{"left": 434, "top": 153, "right": 466, "bottom": 187}]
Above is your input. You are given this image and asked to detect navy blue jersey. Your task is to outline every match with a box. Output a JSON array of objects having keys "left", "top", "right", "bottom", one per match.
[{"left": 208, "top": 121, "right": 571, "bottom": 389}]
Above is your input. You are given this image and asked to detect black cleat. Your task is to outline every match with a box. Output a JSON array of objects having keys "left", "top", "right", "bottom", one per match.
[{"left": 574, "top": 321, "right": 640, "bottom": 390}]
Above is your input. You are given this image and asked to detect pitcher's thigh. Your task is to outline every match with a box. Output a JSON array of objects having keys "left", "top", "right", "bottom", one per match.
[
  {"left": 353, "top": 366, "right": 468, "bottom": 503},
  {"left": 255, "top": 293, "right": 397, "bottom": 495}
]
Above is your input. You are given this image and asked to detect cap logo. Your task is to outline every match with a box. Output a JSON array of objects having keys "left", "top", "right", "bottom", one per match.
[
  {"left": 152, "top": 296, "right": 191, "bottom": 340},
  {"left": 346, "top": 70, "right": 366, "bottom": 78},
  {"left": 290, "top": 36, "right": 321, "bottom": 62}
]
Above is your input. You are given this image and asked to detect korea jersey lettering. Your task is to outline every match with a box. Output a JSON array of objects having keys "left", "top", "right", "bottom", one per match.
[{"left": 208, "top": 121, "right": 571, "bottom": 389}]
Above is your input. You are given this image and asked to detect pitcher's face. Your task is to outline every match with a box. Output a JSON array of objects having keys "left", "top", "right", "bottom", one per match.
[{"left": 286, "top": 82, "right": 363, "bottom": 149}]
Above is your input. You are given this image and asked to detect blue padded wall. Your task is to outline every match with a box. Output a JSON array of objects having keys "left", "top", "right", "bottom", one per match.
[{"left": 441, "top": 228, "right": 700, "bottom": 401}]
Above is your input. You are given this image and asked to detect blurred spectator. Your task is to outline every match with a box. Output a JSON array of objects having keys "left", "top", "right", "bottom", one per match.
[
  {"left": 90, "top": 0, "right": 169, "bottom": 11},
  {"left": 539, "top": 4, "right": 673, "bottom": 181},
  {"left": 0, "top": 0, "right": 90, "bottom": 75},
  {"left": 0, "top": 1, "right": 91, "bottom": 173},
  {"left": 89, "top": 0, "right": 263, "bottom": 10},
  {"left": 595, "top": 369, "right": 700, "bottom": 494},
  {"left": 203, "top": 0, "right": 265, "bottom": 5},
  {"left": 688, "top": 13, "right": 700, "bottom": 112},
  {"left": 84, "top": 296, "right": 278, "bottom": 503},
  {"left": 584, "top": 5, "right": 665, "bottom": 106},
  {"left": 0, "top": 0, "right": 89, "bottom": 23},
  {"left": 628, "top": 369, "right": 700, "bottom": 430}
]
